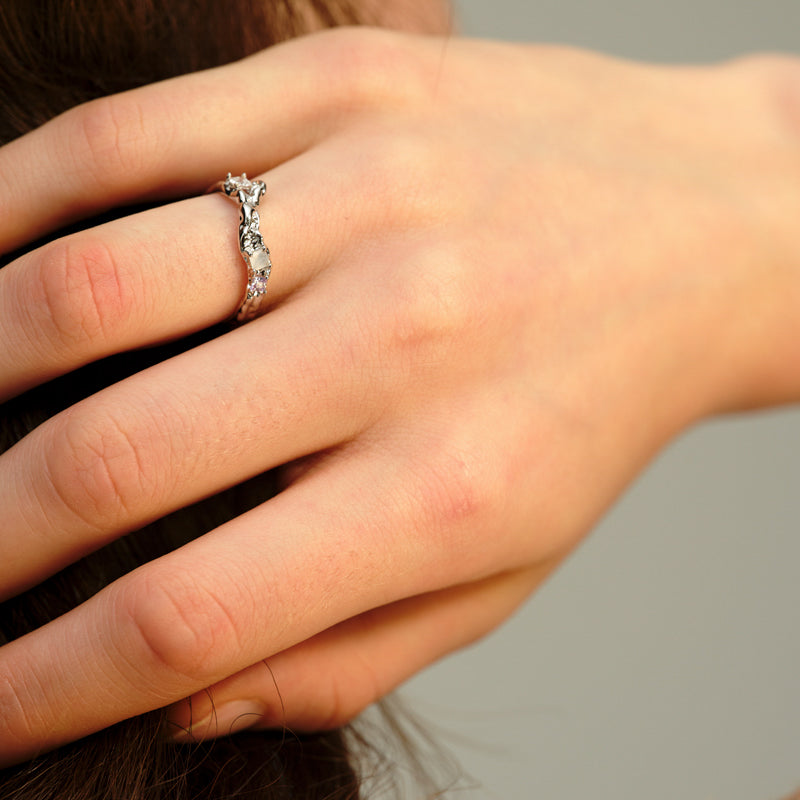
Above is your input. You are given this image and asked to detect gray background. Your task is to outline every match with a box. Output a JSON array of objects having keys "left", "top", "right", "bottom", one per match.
[{"left": 400, "top": 2, "right": 800, "bottom": 799}]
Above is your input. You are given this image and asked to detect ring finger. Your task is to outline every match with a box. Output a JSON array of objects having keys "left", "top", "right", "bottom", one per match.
[{"left": 0, "top": 144, "right": 363, "bottom": 402}]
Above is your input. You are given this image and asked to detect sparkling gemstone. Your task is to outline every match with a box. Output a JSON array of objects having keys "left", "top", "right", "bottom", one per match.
[
  {"left": 249, "top": 275, "right": 269, "bottom": 295},
  {"left": 225, "top": 173, "right": 252, "bottom": 195}
]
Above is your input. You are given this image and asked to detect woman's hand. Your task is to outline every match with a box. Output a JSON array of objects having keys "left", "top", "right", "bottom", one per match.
[{"left": 0, "top": 28, "right": 798, "bottom": 762}]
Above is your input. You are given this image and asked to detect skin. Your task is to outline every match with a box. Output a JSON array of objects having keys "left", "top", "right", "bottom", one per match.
[{"left": 0, "top": 26, "right": 799, "bottom": 763}]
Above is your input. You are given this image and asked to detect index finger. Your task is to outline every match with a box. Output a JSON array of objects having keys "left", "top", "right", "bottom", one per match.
[{"left": 0, "top": 27, "right": 419, "bottom": 254}]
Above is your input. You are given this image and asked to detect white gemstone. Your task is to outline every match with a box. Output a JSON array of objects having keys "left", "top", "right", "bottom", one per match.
[
  {"left": 225, "top": 173, "right": 252, "bottom": 194},
  {"left": 249, "top": 250, "right": 270, "bottom": 270}
]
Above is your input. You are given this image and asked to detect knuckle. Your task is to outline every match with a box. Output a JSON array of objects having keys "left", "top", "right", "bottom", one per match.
[
  {"left": 313, "top": 668, "right": 376, "bottom": 731},
  {"left": 410, "top": 434, "right": 500, "bottom": 548},
  {"left": 309, "top": 614, "right": 404, "bottom": 730},
  {"left": 767, "top": 57, "right": 800, "bottom": 143},
  {"left": 314, "top": 693, "right": 362, "bottom": 731},
  {"left": 382, "top": 246, "right": 475, "bottom": 361},
  {"left": 34, "top": 234, "right": 132, "bottom": 352},
  {"left": 728, "top": 53, "right": 800, "bottom": 144},
  {"left": 0, "top": 673, "right": 40, "bottom": 753},
  {"left": 45, "top": 406, "right": 149, "bottom": 530},
  {"left": 314, "top": 28, "right": 426, "bottom": 111},
  {"left": 121, "top": 568, "right": 247, "bottom": 684},
  {"left": 65, "top": 92, "right": 152, "bottom": 181}
]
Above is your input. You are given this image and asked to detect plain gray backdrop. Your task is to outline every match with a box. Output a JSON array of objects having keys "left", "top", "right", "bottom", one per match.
[{"left": 399, "top": 2, "right": 800, "bottom": 799}]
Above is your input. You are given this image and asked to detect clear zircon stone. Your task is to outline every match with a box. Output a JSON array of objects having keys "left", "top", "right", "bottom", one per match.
[{"left": 249, "top": 275, "right": 268, "bottom": 295}]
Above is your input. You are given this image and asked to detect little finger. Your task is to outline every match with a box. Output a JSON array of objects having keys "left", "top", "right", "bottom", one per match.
[
  {"left": 0, "top": 433, "right": 535, "bottom": 764},
  {"left": 167, "top": 565, "right": 554, "bottom": 740}
]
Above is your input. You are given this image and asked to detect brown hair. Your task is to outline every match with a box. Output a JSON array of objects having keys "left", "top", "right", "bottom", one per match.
[
  {"left": 0, "top": 1, "right": 440, "bottom": 797},
  {"left": 0, "top": 0, "right": 370, "bottom": 144}
]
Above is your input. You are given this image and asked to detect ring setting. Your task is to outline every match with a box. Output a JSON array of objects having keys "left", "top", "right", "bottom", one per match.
[{"left": 208, "top": 172, "right": 272, "bottom": 323}]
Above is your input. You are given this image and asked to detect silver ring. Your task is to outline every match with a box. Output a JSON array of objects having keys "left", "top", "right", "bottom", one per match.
[{"left": 207, "top": 172, "right": 272, "bottom": 323}]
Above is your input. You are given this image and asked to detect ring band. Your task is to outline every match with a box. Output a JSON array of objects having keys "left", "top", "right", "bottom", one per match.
[{"left": 207, "top": 172, "right": 272, "bottom": 323}]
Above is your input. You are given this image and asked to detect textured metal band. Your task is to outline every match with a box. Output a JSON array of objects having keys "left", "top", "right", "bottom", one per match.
[{"left": 207, "top": 172, "right": 272, "bottom": 323}]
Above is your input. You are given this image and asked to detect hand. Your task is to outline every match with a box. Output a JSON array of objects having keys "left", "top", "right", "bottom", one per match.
[{"left": 1, "top": 27, "right": 798, "bottom": 763}]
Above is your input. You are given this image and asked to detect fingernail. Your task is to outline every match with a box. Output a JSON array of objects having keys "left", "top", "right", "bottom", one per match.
[{"left": 168, "top": 700, "right": 267, "bottom": 743}]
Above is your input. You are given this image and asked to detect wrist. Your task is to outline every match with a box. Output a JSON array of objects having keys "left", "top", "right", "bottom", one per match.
[
  {"left": 656, "top": 55, "right": 800, "bottom": 424},
  {"left": 702, "top": 55, "right": 800, "bottom": 415}
]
